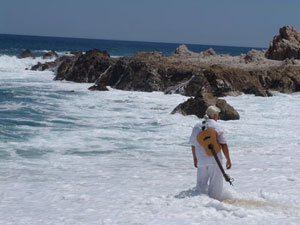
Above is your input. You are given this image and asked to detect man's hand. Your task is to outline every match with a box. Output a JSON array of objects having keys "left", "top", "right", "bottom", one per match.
[{"left": 226, "top": 160, "right": 231, "bottom": 169}]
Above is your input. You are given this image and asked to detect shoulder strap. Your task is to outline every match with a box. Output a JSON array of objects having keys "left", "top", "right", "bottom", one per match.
[{"left": 202, "top": 120, "right": 206, "bottom": 131}]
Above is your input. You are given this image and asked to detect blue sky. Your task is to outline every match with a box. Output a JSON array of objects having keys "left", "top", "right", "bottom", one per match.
[{"left": 1, "top": 0, "right": 299, "bottom": 47}]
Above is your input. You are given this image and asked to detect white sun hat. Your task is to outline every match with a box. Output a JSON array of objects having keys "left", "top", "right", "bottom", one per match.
[{"left": 205, "top": 105, "right": 221, "bottom": 119}]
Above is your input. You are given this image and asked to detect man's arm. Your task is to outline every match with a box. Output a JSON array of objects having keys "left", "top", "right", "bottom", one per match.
[
  {"left": 220, "top": 144, "right": 231, "bottom": 169},
  {"left": 191, "top": 146, "right": 197, "bottom": 168}
]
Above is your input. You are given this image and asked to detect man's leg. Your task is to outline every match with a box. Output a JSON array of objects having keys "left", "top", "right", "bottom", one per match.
[
  {"left": 208, "top": 164, "right": 223, "bottom": 200},
  {"left": 196, "top": 165, "right": 209, "bottom": 193}
]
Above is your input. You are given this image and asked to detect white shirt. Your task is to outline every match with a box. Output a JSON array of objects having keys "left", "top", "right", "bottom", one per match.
[{"left": 189, "top": 119, "right": 227, "bottom": 166}]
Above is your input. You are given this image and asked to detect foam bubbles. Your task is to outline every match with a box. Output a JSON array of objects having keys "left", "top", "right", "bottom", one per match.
[{"left": 0, "top": 66, "right": 300, "bottom": 224}]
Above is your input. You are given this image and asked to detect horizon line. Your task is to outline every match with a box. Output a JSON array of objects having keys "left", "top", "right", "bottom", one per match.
[{"left": 0, "top": 33, "right": 267, "bottom": 50}]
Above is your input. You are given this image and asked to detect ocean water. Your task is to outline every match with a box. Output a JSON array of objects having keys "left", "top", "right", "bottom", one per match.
[
  {"left": 0, "top": 35, "right": 300, "bottom": 225},
  {"left": 0, "top": 34, "right": 264, "bottom": 57}
]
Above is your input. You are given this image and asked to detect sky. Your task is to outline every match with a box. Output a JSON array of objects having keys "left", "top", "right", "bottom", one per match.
[{"left": 0, "top": 0, "right": 299, "bottom": 48}]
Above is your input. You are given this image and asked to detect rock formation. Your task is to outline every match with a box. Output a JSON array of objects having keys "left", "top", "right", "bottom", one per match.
[
  {"left": 42, "top": 50, "right": 58, "bottom": 59},
  {"left": 265, "top": 26, "right": 300, "bottom": 60},
  {"left": 171, "top": 92, "right": 240, "bottom": 120},
  {"left": 57, "top": 49, "right": 113, "bottom": 83},
  {"left": 18, "top": 49, "right": 35, "bottom": 59},
  {"left": 31, "top": 55, "right": 78, "bottom": 72},
  {"left": 28, "top": 26, "right": 300, "bottom": 120}
]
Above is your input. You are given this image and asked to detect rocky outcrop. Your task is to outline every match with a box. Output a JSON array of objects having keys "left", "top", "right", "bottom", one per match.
[
  {"left": 18, "top": 49, "right": 35, "bottom": 59},
  {"left": 171, "top": 93, "right": 240, "bottom": 120},
  {"left": 174, "top": 45, "right": 217, "bottom": 58},
  {"left": 56, "top": 49, "right": 114, "bottom": 83},
  {"left": 243, "top": 49, "right": 265, "bottom": 64},
  {"left": 265, "top": 26, "right": 300, "bottom": 60},
  {"left": 55, "top": 56, "right": 78, "bottom": 80},
  {"left": 31, "top": 55, "right": 78, "bottom": 72},
  {"left": 42, "top": 50, "right": 58, "bottom": 59},
  {"left": 26, "top": 26, "right": 300, "bottom": 121},
  {"left": 94, "top": 55, "right": 166, "bottom": 92}
]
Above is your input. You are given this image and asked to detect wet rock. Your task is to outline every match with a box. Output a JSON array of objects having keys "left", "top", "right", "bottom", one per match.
[
  {"left": 88, "top": 84, "right": 109, "bottom": 91},
  {"left": 95, "top": 55, "right": 165, "bottom": 92},
  {"left": 31, "top": 55, "right": 77, "bottom": 72},
  {"left": 18, "top": 49, "right": 35, "bottom": 59},
  {"left": 55, "top": 56, "right": 78, "bottom": 80},
  {"left": 171, "top": 93, "right": 240, "bottom": 121},
  {"left": 56, "top": 49, "right": 113, "bottom": 83},
  {"left": 42, "top": 50, "right": 58, "bottom": 59},
  {"left": 216, "top": 99, "right": 240, "bottom": 120}
]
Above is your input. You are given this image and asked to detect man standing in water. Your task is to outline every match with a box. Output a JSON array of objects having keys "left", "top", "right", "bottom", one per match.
[{"left": 189, "top": 105, "right": 231, "bottom": 200}]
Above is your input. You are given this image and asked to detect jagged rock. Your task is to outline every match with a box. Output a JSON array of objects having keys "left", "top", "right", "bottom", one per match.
[
  {"left": 56, "top": 49, "right": 113, "bottom": 83},
  {"left": 31, "top": 62, "right": 42, "bottom": 71},
  {"left": 174, "top": 45, "right": 217, "bottom": 58},
  {"left": 174, "top": 44, "right": 199, "bottom": 57},
  {"left": 18, "top": 49, "right": 35, "bottom": 59},
  {"left": 30, "top": 61, "right": 57, "bottom": 71},
  {"left": 171, "top": 93, "right": 240, "bottom": 121},
  {"left": 265, "top": 26, "right": 300, "bottom": 60},
  {"left": 55, "top": 56, "right": 77, "bottom": 80},
  {"left": 31, "top": 55, "right": 77, "bottom": 72},
  {"left": 46, "top": 31, "right": 300, "bottom": 99},
  {"left": 88, "top": 84, "right": 109, "bottom": 91},
  {"left": 111, "top": 58, "right": 164, "bottom": 92},
  {"left": 244, "top": 49, "right": 265, "bottom": 63},
  {"left": 42, "top": 50, "right": 58, "bottom": 59},
  {"left": 199, "top": 48, "right": 217, "bottom": 57}
]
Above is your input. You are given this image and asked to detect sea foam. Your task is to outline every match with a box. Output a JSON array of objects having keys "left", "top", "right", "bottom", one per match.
[{"left": 0, "top": 57, "right": 300, "bottom": 225}]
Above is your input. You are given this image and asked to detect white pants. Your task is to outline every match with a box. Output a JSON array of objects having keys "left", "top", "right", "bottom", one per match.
[{"left": 196, "top": 164, "right": 223, "bottom": 200}]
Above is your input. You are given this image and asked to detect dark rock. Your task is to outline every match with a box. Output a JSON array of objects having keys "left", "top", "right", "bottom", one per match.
[
  {"left": 56, "top": 49, "right": 113, "bottom": 83},
  {"left": 52, "top": 38, "right": 300, "bottom": 98},
  {"left": 95, "top": 54, "right": 165, "bottom": 92},
  {"left": 113, "top": 59, "right": 164, "bottom": 92},
  {"left": 171, "top": 93, "right": 240, "bottom": 121},
  {"left": 171, "top": 97, "right": 210, "bottom": 118},
  {"left": 18, "top": 49, "right": 35, "bottom": 59},
  {"left": 31, "top": 62, "right": 42, "bottom": 71},
  {"left": 265, "top": 26, "right": 300, "bottom": 60},
  {"left": 70, "top": 51, "right": 82, "bottom": 57},
  {"left": 55, "top": 56, "right": 78, "bottom": 80},
  {"left": 242, "top": 82, "right": 267, "bottom": 96},
  {"left": 216, "top": 99, "right": 240, "bottom": 120},
  {"left": 42, "top": 50, "right": 58, "bottom": 59},
  {"left": 31, "top": 55, "right": 77, "bottom": 72},
  {"left": 88, "top": 84, "right": 109, "bottom": 91}
]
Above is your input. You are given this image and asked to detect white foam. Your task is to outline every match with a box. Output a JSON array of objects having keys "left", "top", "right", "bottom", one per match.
[
  {"left": 0, "top": 67, "right": 300, "bottom": 225},
  {"left": 0, "top": 55, "right": 56, "bottom": 73}
]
